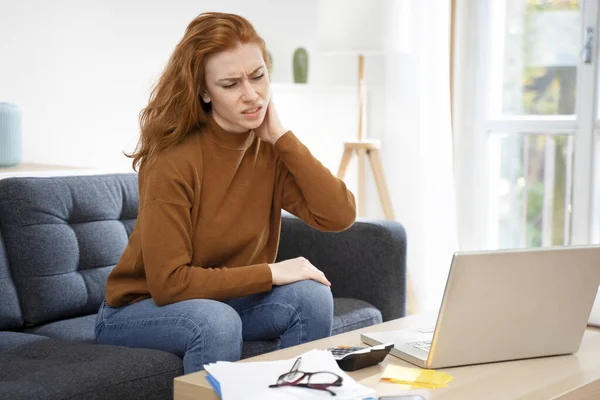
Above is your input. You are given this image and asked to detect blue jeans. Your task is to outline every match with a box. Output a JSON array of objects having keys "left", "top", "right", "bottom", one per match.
[{"left": 95, "top": 280, "right": 334, "bottom": 374}]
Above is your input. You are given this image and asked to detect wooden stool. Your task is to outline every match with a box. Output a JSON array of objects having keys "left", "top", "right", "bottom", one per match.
[{"left": 336, "top": 139, "right": 393, "bottom": 219}]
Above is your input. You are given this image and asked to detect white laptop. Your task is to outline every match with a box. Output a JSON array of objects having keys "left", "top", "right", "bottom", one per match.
[
  {"left": 589, "top": 289, "right": 600, "bottom": 327},
  {"left": 361, "top": 245, "right": 600, "bottom": 369}
]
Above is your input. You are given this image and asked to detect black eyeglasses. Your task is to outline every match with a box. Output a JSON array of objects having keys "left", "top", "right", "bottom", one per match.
[{"left": 269, "top": 357, "right": 344, "bottom": 396}]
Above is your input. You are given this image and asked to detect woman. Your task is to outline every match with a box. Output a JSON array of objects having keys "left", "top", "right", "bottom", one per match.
[{"left": 95, "top": 11, "right": 356, "bottom": 374}]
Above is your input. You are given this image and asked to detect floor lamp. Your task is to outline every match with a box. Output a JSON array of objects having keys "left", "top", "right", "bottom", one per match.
[
  {"left": 317, "top": 0, "right": 417, "bottom": 315},
  {"left": 317, "top": 0, "right": 400, "bottom": 219}
]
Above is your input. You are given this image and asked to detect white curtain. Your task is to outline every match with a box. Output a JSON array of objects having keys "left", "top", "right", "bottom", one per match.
[
  {"left": 451, "top": 0, "right": 481, "bottom": 253},
  {"left": 377, "top": 0, "right": 458, "bottom": 313}
]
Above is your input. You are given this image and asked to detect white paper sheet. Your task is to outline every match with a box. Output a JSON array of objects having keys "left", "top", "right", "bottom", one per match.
[{"left": 204, "top": 349, "right": 377, "bottom": 400}]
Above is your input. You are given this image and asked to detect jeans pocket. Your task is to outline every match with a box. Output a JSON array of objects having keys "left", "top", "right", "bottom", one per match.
[
  {"left": 94, "top": 301, "right": 105, "bottom": 340},
  {"left": 97, "top": 300, "right": 111, "bottom": 324}
]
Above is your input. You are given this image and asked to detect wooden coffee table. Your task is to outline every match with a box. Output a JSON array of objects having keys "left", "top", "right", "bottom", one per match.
[{"left": 174, "top": 314, "right": 600, "bottom": 399}]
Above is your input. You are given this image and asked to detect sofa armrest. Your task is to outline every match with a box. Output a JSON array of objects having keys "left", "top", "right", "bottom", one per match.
[{"left": 277, "top": 212, "right": 407, "bottom": 321}]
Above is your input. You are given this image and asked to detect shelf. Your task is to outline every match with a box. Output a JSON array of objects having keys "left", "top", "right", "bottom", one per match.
[
  {"left": 270, "top": 83, "right": 357, "bottom": 94},
  {"left": 0, "top": 163, "right": 99, "bottom": 179}
]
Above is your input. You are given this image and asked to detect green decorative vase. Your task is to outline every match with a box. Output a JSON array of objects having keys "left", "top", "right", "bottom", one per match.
[{"left": 293, "top": 47, "right": 309, "bottom": 84}]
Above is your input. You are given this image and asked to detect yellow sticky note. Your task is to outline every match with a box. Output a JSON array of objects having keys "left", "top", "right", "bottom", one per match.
[{"left": 380, "top": 365, "right": 453, "bottom": 389}]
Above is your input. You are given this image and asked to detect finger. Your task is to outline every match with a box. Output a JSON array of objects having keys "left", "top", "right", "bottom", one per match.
[
  {"left": 318, "top": 270, "right": 332, "bottom": 286},
  {"left": 311, "top": 270, "right": 331, "bottom": 287},
  {"left": 304, "top": 264, "right": 320, "bottom": 276},
  {"left": 301, "top": 262, "right": 330, "bottom": 284},
  {"left": 310, "top": 275, "right": 330, "bottom": 287},
  {"left": 308, "top": 265, "right": 329, "bottom": 282},
  {"left": 266, "top": 98, "right": 274, "bottom": 113},
  {"left": 305, "top": 258, "right": 317, "bottom": 267},
  {"left": 309, "top": 264, "right": 323, "bottom": 275}
]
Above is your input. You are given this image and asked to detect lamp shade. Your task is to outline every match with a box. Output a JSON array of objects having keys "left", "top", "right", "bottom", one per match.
[{"left": 317, "top": 0, "right": 407, "bottom": 53}]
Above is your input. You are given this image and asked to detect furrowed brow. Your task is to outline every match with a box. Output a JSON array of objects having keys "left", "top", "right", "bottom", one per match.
[{"left": 217, "top": 66, "right": 264, "bottom": 83}]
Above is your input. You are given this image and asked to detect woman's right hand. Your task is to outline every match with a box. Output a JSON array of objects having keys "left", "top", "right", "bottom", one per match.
[{"left": 268, "top": 257, "right": 331, "bottom": 287}]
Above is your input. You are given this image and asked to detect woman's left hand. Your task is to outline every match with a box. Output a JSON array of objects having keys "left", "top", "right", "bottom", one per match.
[{"left": 255, "top": 99, "right": 288, "bottom": 145}]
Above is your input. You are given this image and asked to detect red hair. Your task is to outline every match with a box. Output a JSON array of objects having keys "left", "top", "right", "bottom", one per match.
[{"left": 128, "top": 12, "right": 270, "bottom": 170}]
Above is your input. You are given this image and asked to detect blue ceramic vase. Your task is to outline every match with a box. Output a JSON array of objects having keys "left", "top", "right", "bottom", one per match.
[{"left": 0, "top": 103, "right": 22, "bottom": 167}]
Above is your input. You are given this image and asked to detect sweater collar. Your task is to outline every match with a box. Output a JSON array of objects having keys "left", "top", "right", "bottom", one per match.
[{"left": 207, "top": 113, "right": 255, "bottom": 150}]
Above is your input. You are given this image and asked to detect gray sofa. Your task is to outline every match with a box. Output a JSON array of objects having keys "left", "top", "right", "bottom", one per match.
[{"left": 0, "top": 173, "right": 407, "bottom": 399}]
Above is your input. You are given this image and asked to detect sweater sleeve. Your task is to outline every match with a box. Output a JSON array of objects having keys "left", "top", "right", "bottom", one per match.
[
  {"left": 138, "top": 156, "right": 272, "bottom": 306},
  {"left": 274, "top": 131, "right": 357, "bottom": 232}
]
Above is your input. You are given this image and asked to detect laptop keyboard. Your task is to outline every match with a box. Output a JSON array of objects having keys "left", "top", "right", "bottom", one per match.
[{"left": 408, "top": 340, "right": 432, "bottom": 352}]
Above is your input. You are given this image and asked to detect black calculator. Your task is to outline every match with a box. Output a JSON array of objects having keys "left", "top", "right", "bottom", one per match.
[{"left": 327, "top": 343, "right": 394, "bottom": 371}]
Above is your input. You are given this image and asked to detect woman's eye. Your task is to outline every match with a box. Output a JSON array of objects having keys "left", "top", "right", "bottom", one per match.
[{"left": 222, "top": 75, "right": 262, "bottom": 89}]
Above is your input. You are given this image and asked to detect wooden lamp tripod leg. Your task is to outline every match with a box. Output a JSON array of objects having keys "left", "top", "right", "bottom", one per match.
[
  {"left": 367, "top": 148, "right": 394, "bottom": 220},
  {"left": 357, "top": 148, "right": 368, "bottom": 217},
  {"left": 337, "top": 147, "right": 354, "bottom": 180}
]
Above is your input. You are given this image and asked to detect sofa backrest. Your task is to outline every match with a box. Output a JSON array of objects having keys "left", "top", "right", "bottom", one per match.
[
  {"left": 0, "top": 228, "right": 23, "bottom": 330},
  {"left": 0, "top": 174, "right": 139, "bottom": 327}
]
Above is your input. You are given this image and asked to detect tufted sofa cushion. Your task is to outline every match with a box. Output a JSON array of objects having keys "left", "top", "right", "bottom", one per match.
[
  {"left": 0, "top": 229, "right": 23, "bottom": 330},
  {"left": 0, "top": 174, "right": 138, "bottom": 326}
]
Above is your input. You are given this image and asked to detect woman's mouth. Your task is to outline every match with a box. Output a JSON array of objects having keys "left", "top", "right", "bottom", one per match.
[{"left": 241, "top": 106, "right": 262, "bottom": 118}]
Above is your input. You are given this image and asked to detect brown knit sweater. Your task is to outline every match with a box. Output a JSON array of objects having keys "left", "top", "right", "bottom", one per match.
[{"left": 105, "top": 115, "right": 356, "bottom": 307}]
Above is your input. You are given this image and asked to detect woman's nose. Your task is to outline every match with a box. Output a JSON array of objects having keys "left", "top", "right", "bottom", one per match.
[{"left": 240, "top": 80, "right": 258, "bottom": 102}]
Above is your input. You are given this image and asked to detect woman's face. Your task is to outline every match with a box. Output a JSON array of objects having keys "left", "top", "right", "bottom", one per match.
[{"left": 202, "top": 43, "right": 270, "bottom": 133}]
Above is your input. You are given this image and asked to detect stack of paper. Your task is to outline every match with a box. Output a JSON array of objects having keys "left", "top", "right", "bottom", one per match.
[
  {"left": 204, "top": 349, "right": 377, "bottom": 399},
  {"left": 380, "top": 364, "right": 454, "bottom": 389}
]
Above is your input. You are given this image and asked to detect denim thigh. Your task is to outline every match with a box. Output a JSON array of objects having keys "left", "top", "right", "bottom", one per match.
[
  {"left": 224, "top": 280, "right": 334, "bottom": 346},
  {"left": 95, "top": 298, "right": 243, "bottom": 371}
]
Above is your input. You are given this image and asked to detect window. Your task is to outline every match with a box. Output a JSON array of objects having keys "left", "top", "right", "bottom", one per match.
[{"left": 467, "top": 0, "right": 599, "bottom": 250}]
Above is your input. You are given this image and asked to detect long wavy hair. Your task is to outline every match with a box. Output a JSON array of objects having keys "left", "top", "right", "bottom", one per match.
[{"left": 127, "top": 12, "right": 270, "bottom": 170}]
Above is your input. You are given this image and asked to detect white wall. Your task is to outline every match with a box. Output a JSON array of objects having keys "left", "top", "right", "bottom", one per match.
[
  {"left": 0, "top": 0, "right": 360, "bottom": 171},
  {"left": 379, "top": 2, "right": 457, "bottom": 311}
]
